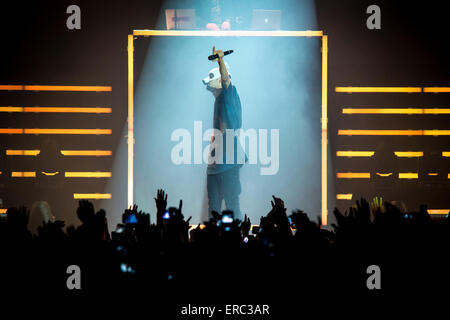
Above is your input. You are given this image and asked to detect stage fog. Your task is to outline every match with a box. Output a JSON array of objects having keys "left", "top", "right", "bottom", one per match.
[{"left": 133, "top": 36, "right": 321, "bottom": 224}]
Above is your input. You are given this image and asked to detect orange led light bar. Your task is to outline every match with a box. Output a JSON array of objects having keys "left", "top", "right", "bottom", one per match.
[
  {"left": 73, "top": 193, "right": 112, "bottom": 199},
  {"left": 5, "top": 150, "right": 112, "bottom": 156},
  {"left": 376, "top": 173, "right": 392, "bottom": 177},
  {"left": 0, "top": 209, "right": 7, "bottom": 214},
  {"left": 336, "top": 151, "right": 374, "bottom": 157},
  {"left": 338, "top": 130, "right": 450, "bottom": 136},
  {"left": 0, "top": 107, "right": 111, "bottom": 113},
  {"left": 24, "top": 107, "right": 111, "bottom": 113},
  {"left": 423, "top": 109, "right": 450, "bottom": 114},
  {"left": 42, "top": 172, "right": 59, "bottom": 176},
  {"left": 24, "top": 129, "right": 112, "bottom": 135},
  {"left": 6, "top": 150, "right": 40, "bottom": 156},
  {"left": 0, "top": 129, "right": 23, "bottom": 134},
  {"left": 0, "top": 129, "right": 111, "bottom": 135},
  {"left": 428, "top": 173, "right": 438, "bottom": 176},
  {"left": 442, "top": 152, "right": 450, "bottom": 157},
  {"left": 423, "top": 87, "right": 450, "bottom": 93},
  {"left": 0, "top": 107, "right": 23, "bottom": 112},
  {"left": 423, "top": 130, "right": 450, "bottom": 136},
  {"left": 0, "top": 85, "right": 112, "bottom": 92},
  {"left": 343, "top": 108, "right": 423, "bottom": 114},
  {"left": 427, "top": 209, "right": 449, "bottom": 215},
  {"left": 394, "top": 151, "right": 423, "bottom": 157},
  {"left": 335, "top": 87, "right": 422, "bottom": 93},
  {"left": 65, "top": 172, "right": 111, "bottom": 178},
  {"left": 61, "top": 150, "right": 112, "bottom": 156},
  {"left": 398, "top": 173, "right": 418, "bottom": 179},
  {"left": 339, "top": 130, "right": 423, "bottom": 136},
  {"left": 337, "top": 172, "right": 370, "bottom": 179},
  {"left": 343, "top": 108, "right": 450, "bottom": 115},
  {"left": 11, "top": 171, "right": 36, "bottom": 177},
  {"left": 133, "top": 30, "right": 323, "bottom": 37},
  {"left": 336, "top": 194, "right": 353, "bottom": 200}
]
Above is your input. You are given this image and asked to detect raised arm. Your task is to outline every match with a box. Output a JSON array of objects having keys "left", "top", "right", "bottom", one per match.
[{"left": 212, "top": 46, "right": 231, "bottom": 89}]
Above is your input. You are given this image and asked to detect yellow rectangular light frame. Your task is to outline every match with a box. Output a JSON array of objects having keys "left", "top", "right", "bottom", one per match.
[{"left": 128, "top": 30, "right": 329, "bottom": 224}]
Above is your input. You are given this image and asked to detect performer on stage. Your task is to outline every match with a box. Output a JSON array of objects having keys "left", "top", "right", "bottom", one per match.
[{"left": 202, "top": 46, "right": 245, "bottom": 219}]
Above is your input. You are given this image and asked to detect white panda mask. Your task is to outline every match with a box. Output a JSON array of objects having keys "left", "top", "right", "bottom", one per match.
[{"left": 202, "top": 62, "right": 231, "bottom": 86}]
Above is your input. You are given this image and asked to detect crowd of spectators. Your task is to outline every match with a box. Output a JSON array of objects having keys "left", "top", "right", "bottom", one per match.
[{"left": 1, "top": 189, "right": 448, "bottom": 303}]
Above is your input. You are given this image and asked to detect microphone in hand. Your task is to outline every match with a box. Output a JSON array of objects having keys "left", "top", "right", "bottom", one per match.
[{"left": 208, "top": 49, "right": 233, "bottom": 61}]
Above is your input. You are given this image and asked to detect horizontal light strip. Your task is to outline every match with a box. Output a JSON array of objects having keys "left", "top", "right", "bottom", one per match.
[
  {"left": 398, "top": 173, "right": 418, "bottom": 179},
  {"left": 335, "top": 87, "right": 422, "bottom": 93},
  {"left": 42, "top": 172, "right": 59, "bottom": 176},
  {"left": 394, "top": 151, "right": 423, "bottom": 157},
  {"left": 25, "top": 129, "right": 112, "bottom": 135},
  {"left": 428, "top": 173, "right": 438, "bottom": 176},
  {"left": 376, "top": 173, "right": 392, "bottom": 177},
  {"left": 133, "top": 30, "right": 323, "bottom": 37},
  {"left": 337, "top": 172, "right": 370, "bottom": 178},
  {"left": 10, "top": 171, "right": 111, "bottom": 178},
  {"left": 427, "top": 209, "right": 449, "bottom": 215},
  {"left": 339, "top": 130, "right": 422, "bottom": 136},
  {"left": 424, "top": 130, "right": 450, "bottom": 135},
  {"left": 423, "top": 87, "right": 450, "bottom": 93},
  {"left": 73, "top": 193, "right": 111, "bottom": 199},
  {"left": 0, "top": 85, "right": 111, "bottom": 92},
  {"left": 6, "top": 150, "right": 40, "bottom": 156},
  {"left": 0, "top": 128, "right": 112, "bottom": 135},
  {"left": 61, "top": 150, "right": 112, "bottom": 156},
  {"left": 0, "top": 107, "right": 23, "bottom": 112},
  {"left": 0, "top": 107, "right": 111, "bottom": 113},
  {"left": 0, "top": 209, "right": 6, "bottom": 214},
  {"left": 25, "top": 107, "right": 111, "bottom": 113},
  {"left": 343, "top": 108, "right": 450, "bottom": 114},
  {"left": 0, "top": 129, "right": 24, "bottom": 134},
  {"left": 11, "top": 171, "right": 36, "bottom": 177},
  {"left": 336, "top": 151, "right": 374, "bottom": 157},
  {"left": 65, "top": 172, "right": 111, "bottom": 178},
  {"left": 339, "top": 130, "right": 450, "bottom": 136},
  {"left": 6, "top": 150, "right": 112, "bottom": 156},
  {"left": 336, "top": 194, "right": 352, "bottom": 200},
  {"left": 443, "top": 152, "right": 450, "bottom": 157}
]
